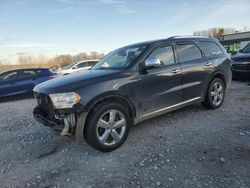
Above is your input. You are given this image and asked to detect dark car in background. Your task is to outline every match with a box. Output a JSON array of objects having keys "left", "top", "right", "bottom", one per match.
[
  {"left": 231, "top": 43, "right": 250, "bottom": 80},
  {"left": 0, "top": 68, "right": 56, "bottom": 98},
  {"left": 33, "top": 36, "right": 231, "bottom": 152}
]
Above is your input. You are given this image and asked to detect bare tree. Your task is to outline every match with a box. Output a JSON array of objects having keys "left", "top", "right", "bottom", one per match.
[
  {"left": 243, "top": 26, "right": 250, "bottom": 32},
  {"left": 18, "top": 55, "right": 35, "bottom": 64},
  {"left": 193, "top": 27, "right": 237, "bottom": 39},
  {"left": 2, "top": 51, "right": 105, "bottom": 70}
]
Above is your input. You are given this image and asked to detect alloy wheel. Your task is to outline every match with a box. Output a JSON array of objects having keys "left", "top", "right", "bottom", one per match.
[
  {"left": 96, "top": 109, "right": 127, "bottom": 146},
  {"left": 211, "top": 82, "right": 224, "bottom": 106}
]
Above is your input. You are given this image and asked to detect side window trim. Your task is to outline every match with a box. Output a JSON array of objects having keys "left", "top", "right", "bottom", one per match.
[{"left": 175, "top": 41, "right": 205, "bottom": 63}]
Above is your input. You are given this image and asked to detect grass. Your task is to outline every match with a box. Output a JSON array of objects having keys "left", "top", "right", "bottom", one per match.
[{"left": 0, "top": 63, "right": 56, "bottom": 72}]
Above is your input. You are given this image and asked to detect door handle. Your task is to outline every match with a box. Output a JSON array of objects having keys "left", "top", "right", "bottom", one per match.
[
  {"left": 205, "top": 62, "right": 212, "bottom": 66},
  {"left": 172, "top": 69, "right": 180, "bottom": 74}
]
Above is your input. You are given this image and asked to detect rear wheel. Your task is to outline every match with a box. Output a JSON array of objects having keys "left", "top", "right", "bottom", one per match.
[
  {"left": 84, "top": 102, "right": 130, "bottom": 152},
  {"left": 203, "top": 78, "right": 225, "bottom": 109}
]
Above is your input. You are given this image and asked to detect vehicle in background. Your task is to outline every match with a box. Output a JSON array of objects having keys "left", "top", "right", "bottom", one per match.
[
  {"left": 33, "top": 36, "right": 231, "bottom": 152},
  {"left": 0, "top": 68, "right": 56, "bottom": 98},
  {"left": 57, "top": 60, "right": 99, "bottom": 76},
  {"left": 231, "top": 43, "right": 250, "bottom": 80}
]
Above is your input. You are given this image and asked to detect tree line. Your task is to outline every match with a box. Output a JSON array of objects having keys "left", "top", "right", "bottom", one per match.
[
  {"left": 17, "top": 51, "right": 105, "bottom": 68},
  {"left": 193, "top": 26, "right": 250, "bottom": 39}
]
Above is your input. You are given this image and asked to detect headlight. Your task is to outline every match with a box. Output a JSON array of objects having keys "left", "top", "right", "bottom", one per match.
[{"left": 49, "top": 92, "right": 81, "bottom": 109}]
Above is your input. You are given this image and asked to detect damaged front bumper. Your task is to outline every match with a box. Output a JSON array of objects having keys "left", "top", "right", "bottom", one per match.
[
  {"left": 33, "top": 91, "right": 88, "bottom": 139},
  {"left": 33, "top": 103, "right": 87, "bottom": 136},
  {"left": 33, "top": 106, "right": 65, "bottom": 132}
]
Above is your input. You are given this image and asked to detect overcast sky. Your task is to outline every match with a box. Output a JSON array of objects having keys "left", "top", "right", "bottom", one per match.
[{"left": 0, "top": 0, "right": 250, "bottom": 64}]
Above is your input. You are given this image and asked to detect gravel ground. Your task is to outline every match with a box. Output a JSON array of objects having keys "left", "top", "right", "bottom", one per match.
[{"left": 0, "top": 81, "right": 250, "bottom": 188}]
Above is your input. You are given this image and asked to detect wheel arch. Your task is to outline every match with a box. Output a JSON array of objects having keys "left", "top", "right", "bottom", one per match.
[
  {"left": 202, "top": 71, "right": 226, "bottom": 101},
  {"left": 84, "top": 93, "right": 137, "bottom": 131}
]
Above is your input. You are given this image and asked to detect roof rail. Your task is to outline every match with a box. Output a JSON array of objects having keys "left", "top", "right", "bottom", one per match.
[
  {"left": 167, "top": 35, "right": 210, "bottom": 39},
  {"left": 167, "top": 36, "right": 180, "bottom": 39}
]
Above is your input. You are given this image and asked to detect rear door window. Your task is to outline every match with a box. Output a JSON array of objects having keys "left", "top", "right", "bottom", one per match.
[
  {"left": 19, "top": 70, "right": 37, "bottom": 79},
  {"left": 77, "top": 62, "right": 88, "bottom": 68},
  {"left": 176, "top": 43, "right": 203, "bottom": 63},
  {"left": 36, "top": 69, "right": 54, "bottom": 76},
  {"left": 88, "top": 61, "right": 98, "bottom": 67},
  {"left": 200, "top": 41, "right": 224, "bottom": 56}
]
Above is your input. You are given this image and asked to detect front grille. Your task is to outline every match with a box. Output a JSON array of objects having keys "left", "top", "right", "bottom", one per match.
[
  {"left": 34, "top": 92, "right": 54, "bottom": 117},
  {"left": 232, "top": 64, "right": 250, "bottom": 72}
]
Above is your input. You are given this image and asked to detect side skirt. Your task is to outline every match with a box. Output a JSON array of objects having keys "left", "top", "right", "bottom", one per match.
[{"left": 134, "top": 97, "right": 202, "bottom": 124}]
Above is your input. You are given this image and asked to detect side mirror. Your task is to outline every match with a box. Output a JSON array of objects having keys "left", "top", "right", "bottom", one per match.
[
  {"left": 238, "top": 49, "right": 243, "bottom": 53},
  {"left": 73, "top": 65, "right": 78, "bottom": 69},
  {"left": 144, "top": 57, "right": 161, "bottom": 70}
]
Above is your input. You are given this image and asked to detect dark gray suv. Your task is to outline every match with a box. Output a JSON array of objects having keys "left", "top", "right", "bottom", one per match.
[{"left": 33, "top": 36, "right": 232, "bottom": 152}]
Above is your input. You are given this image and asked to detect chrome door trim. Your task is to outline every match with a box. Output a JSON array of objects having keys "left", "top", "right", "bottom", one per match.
[{"left": 135, "top": 97, "right": 202, "bottom": 124}]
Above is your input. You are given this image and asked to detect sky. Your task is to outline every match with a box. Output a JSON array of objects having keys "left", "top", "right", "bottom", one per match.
[{"left": 0, "top": 0, "right": 250, "bottom": 64}]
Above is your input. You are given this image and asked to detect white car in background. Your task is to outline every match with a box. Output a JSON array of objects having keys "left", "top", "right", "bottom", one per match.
[{"left": 57, "top": 60, "right": 99, "bottom": 76}]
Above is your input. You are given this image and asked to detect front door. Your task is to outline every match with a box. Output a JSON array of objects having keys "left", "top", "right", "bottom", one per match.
[{"left": 135, "top": 44, "right": 182, "bottom": 117}]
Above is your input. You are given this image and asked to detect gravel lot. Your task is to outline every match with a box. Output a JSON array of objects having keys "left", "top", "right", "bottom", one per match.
[{"left": 0, "top": 81, "right": 250, "bottom": 188}]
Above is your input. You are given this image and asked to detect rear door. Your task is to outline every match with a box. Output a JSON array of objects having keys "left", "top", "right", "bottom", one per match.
[
  {"left": 175, "top": 41, "right": 209, "bottom": 101},
  {"left": 35, "top": 69, "right": 55, "bottom": 84},
  {"left": 0, "top": 70, "right": 19, "bottom": 97}
]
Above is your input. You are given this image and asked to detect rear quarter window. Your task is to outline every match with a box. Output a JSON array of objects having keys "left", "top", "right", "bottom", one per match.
[{"left": 200, "top": 41, "right": 224, "bottom": 56}]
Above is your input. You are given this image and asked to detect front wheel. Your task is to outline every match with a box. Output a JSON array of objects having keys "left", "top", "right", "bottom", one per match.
[
  {"left": 203, "top": 78, "right": 225, "bottom": 109},
  {"left": 84, "top": 102, "right": 130, "bottom": 152}
]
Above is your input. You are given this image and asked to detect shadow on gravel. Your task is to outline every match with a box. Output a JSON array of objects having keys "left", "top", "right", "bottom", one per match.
[
  {"left": 0, "top": 94, "right": 34, "bottom": 103},
  {"left": 232, "top": 77, "right": 250, "bottom": 82}
]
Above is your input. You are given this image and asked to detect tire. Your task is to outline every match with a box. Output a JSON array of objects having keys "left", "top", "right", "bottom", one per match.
[
  {"left": 84, "top": 102, "right": 130, "bottom": 152},
  {"left": 202, "top": 78, "right": 225, "bottom": 109}
]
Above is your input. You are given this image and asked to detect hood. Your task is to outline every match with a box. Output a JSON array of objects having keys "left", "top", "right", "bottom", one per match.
[
  {"left": 34, "top": 69, "right": 122, "bottom": 94},
  {"left": 231, "top": 52, "right": 250, "bottom": 63}
]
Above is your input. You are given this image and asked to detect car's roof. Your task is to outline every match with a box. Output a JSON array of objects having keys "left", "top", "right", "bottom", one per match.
[
  {"left": 167, "top": 35, "right": 210, "bottom": 40},
  {"left": 0, "top": 68, "right": 49, "bottom": 74},
  {"left": 77, "top": 59, "right": 99, "bottom": 63},
  {"left": 124, "top": 35, "right": 214, "bottom": 48}
]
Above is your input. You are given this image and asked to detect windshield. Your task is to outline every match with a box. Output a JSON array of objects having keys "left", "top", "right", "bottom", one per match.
[
  {"left": 92, "top": 44, "right": 148, "bottom": 70},
  {"left": 242, "top": 43, "right": 250, "bottom": 53},
  {"left": 63, "top": 62, "right": 78, "bottom": 70}
]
